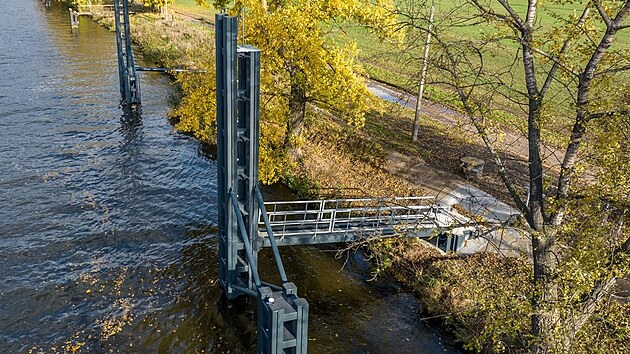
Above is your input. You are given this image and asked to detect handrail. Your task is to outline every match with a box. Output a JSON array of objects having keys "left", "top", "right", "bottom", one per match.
[
  {"left": 264, "top": 218, "right": 441, "bottom": 228},
  {"left": 264, "top": 206, "right": 435, "bottom": 217},
  {"left": 135, "top": 66, "right": 208, "bottom": 73},
  {"left": 255, "top": 194, "right": 475, "bottom": 242},
  {"left": 263, "top": 196, "right": 435, "bottom": 206}
]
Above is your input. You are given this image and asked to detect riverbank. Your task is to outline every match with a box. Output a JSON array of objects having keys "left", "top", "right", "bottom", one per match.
[
  {"left": 85, "top": 7, "right": 529, "bottom": 350},
  {"left": 89, "top": 7, "right": 526, "bottom": 202},
  {"left": 2, "top": 2, "right": 473, "bottom": 352},
  {"left": 81, "top": 5, "right": 628, "bottom": 353}
]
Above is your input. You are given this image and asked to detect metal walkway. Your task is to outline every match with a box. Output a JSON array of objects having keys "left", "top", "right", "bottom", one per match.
[
  {"left": 102, "top": 9, "right": 477, "bottom": 353},
  {"left": 258, "top": 197, "right": 472, "bottom": 251}
]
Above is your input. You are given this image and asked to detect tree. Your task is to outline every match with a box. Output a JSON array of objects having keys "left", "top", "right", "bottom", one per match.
[
  {"left": 411, "top": 0, "right": 435, "bottom": 142},
  {"left": 208, "top": 0, "right": 398, "bottom": 155},
  {"left": 142, "top": 0, "right": 173, "bottom": 8},
  {"left": 174, "top": 0, "right": 400, "bottom": 183},
  {"left": 397, "top": 0, "right": 630, "bottom": 352}
]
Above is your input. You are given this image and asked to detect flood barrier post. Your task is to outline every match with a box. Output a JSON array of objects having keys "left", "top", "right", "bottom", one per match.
[
  {"left": 216, "top": 14, "right": 240, "bottom": 299},
  {"left": 216, "top": 13, "right": 263, "bottom": 297},
  {"left": 216, "top": 14, "right": 308, "bottom": 353},
  {"left": 113, "top": 0, "right": 141, "bottom": 109},
  {"left": 69, "top": 9, "right": 79, "bottom": 29}
]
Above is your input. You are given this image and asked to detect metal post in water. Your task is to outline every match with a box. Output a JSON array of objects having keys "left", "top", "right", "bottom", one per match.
[
  {"left": 216, "top": 14, "right": 240, "bottom": 299},
  {"left": 216, "top": 13, "right": 264, "bottom": 296},
  {"left": 113, "top": 0, "right": 141, "bottom": 109},
  {"left": 69, "top": 9, "right": 79, "bottom": 29},
  {"left": 113, "top": 0, "right": 125, "bottom": 100},
  {"left": 216, "top": 14, "right": 309, "bottom": 353}
]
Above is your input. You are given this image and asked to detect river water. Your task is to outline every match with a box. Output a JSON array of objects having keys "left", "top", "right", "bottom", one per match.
[{"left": 0, "top": 1, "right": 459, "bottom": 353}]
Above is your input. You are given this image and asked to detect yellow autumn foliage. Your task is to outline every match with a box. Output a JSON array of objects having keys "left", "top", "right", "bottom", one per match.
[{"left": 174, "top": 0, "right": 399, "bottom": 183}]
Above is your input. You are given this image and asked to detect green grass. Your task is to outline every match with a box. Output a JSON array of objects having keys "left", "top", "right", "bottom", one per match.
[
  {"left": 167, "top": 0, "right": 628, "bottom": 148},
  {"left": 330, "top": 0, "right": 629, "bottom": 147},
  {"left": 171, "top": 0, "right": 217, "bottom": 23}
]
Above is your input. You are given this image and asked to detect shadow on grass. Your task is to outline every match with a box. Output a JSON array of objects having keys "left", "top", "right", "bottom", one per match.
[{"left": 364, "top": 104, "right": 539, "bottom": 205}]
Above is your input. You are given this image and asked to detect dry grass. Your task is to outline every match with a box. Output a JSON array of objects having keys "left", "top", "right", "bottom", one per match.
[
  {"left": 372, "top": 237, "right": 532, "bottom": 352},
  {"left": 92, "top": 12, "right": 213, "bottom": 70},
  {"left": 297, "top": 107, "right": 425, "bottom": 198}
]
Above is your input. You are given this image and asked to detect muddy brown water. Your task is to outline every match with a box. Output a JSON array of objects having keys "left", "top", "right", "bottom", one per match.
[{"left": 0, "top": 2, "right": 460, "bottom": 353}]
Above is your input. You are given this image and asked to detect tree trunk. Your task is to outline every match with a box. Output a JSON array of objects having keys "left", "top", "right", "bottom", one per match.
[
  {"left": 285, "top": 83, "right": 306, "bottom": 161},
  {"left": 519, "top": 6, "right": 561, "bottom": 351},
  {"left": 551, "top": 1, "right": 630, "bottom": 225},
  {"left": 531, "top": 231, "right": 559, "bottom": 354},
  {"left": 456, "top": 0, "right": 630, "bottom": 352},
  {"left": 412, "top": 0, "right": 434, "bottom": 142}
]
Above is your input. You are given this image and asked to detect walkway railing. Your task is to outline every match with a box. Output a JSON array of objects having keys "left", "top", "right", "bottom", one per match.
[{"left": 258, "top": 197, "right": 470, "bottom": 247}]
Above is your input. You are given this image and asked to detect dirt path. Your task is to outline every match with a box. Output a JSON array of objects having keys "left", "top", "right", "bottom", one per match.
[
  {"left": 171, "top": 8, "right": 215, "bottom": 28},
  {"left": 367, "top": 81, "right": 566, "bottom": 172}
]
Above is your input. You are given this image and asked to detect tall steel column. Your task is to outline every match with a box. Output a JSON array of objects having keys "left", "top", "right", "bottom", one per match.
[
  {"left": 113, "top": 0, "right": 141, "bottom": 108},
  {"left": 236, "top": 44, "right": 262, "bottom": 290},
  {"left": 216, "top": 15, "right": 308, "bottom": 353},
  {"left": 216, "top": 15, "right": 260, "bottom": 298}
]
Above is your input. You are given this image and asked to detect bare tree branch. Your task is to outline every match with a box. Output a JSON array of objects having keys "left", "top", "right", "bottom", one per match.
[{"left": 594, "top": 0, "right": 613, "bottom": 28}]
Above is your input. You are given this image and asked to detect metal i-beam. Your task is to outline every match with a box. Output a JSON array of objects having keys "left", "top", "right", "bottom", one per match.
[
  {"left": 237, "top": 44, "right": 262, "bottom": 291},
  {"left": 113, "top": 0, "right": 141, "bottom": 109},
  {"left": 216, "top": 15, "right": 262, "bottom": 298},
  {"left": 216, "top": 14, "right": 308, "bottom": 354},
  {"left": 216, "top": 14, "right": 240, "bottom": 299}
]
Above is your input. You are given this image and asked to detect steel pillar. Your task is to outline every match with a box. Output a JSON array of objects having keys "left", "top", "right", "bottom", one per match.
[
  {"left": 258, "top": 284, "right": 309, "bottom": 354},
  {"left": 216, "top": 14, "right": 308, "bottom": 354},
  {"left": 216, "top": 14, "right": 261, "bottom": 298},
  {"left": 237, "top": 44, "right": 263, "bottom": 289},
  {"left": 69, "top": 9, "right": 79, "bottom": 29},
  {"left": 113, "top": 0, "right": 141, "bottom": 108}
]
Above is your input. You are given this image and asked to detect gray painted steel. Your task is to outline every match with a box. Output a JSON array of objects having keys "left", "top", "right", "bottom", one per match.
[
  {"left": 256, "top": 187, "right": 288, "bottom": 284},
  {"left": 113, "top": 0, "right": 141, "bottom": 108},
  {"left": 230, "top": 191, "right": 262, "bottom": 287},
  {"left": 216, "top": 15, "right": 264, "bottom": 299},
  {"left": 237, "top": 45, "right": 262, "bottom": 291},
  {"left": 258, "top": 284, "right": 309, "bottom": 354},
  {"left": 216, "top": 14, "right": 240, "bottom": 299},
  {"left": 258, "top": 198, "right": 473, "bottom": 252},
  {"left": 216, "top": 15, "right": 308, "bottom": 353}
]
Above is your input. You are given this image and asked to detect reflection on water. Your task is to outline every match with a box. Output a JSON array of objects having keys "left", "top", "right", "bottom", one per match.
[
  {"left": 118, "top": 112, "right": 145, "bottom": 185},
  {"left": 0, "top": 1, "right": 459, "bottom": 353}
]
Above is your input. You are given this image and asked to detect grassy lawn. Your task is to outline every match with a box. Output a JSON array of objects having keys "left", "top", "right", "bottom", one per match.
[
  {"left": 171, "top": 0, "right": 217, "bottom": 23},
  {"left": 169, "top": 0, "right": 628, "bottom": 149},
  {"left": 331, "top": 0, "right": 629, "bottom": 147}
]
